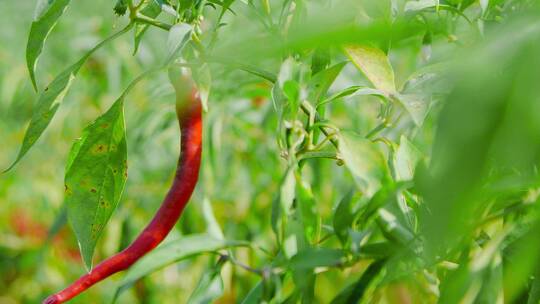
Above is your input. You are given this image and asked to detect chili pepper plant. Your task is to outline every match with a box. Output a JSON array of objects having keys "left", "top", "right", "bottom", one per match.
[{"left": 1, "top": 0, "right": 540, "bottom": 303}]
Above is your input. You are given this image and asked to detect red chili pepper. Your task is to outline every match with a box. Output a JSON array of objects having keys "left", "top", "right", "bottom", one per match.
[{"left": 43, "top": 74, "right": 203, "bottom": 304}]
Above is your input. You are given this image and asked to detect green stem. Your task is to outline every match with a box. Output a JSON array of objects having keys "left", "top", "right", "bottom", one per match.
[
  {"left": 298, "top": 151, "right": 338, "bottom": 162},
  {"left": 206, "top": 58, "right": 339, "bottom": 150},
  {"left": 300, "top": 103, "right": 339, "bottom": 149},
  {"left": 134, "top": 14, "right": 173, "bottom": 31}
]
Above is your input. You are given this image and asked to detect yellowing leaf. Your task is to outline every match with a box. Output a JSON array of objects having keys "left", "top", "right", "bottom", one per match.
[{"left": 345, "top": 45, "right": 396, "bottom": 94}]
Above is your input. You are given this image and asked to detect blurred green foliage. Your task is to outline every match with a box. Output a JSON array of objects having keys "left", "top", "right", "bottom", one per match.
[{"left": 1, "top": 0, "right": 540, "bottom": 303}]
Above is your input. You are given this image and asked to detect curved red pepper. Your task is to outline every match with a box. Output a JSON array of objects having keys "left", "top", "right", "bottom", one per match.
[{"left": 44, "top": 77, "right": 203, "bottom": 304}]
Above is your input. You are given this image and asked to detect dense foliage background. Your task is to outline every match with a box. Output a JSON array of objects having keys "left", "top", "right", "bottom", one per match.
[{"left": 1, "top": 0, "right": 540, "bottom": 303}]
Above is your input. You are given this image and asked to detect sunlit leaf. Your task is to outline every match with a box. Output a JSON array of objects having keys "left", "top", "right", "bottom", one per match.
[{"left": 345, "top": 45, "right": 396, "bottom": 94}]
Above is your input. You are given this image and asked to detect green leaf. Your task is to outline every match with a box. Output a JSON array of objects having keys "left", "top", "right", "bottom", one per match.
[
  {"left": 26, "top": 0, "right": 72, "bottom": 90},
  {"left": 377, "top": 208, "right": 415, "bottom": 244},
  {"left": 330, "top": 259, "right": 386, "bottom": 304},
  {"left": 133, "top": 0, "right": 163, "bottom": 55},
  {"left": 114, "top": 234, "right": 247, "bottom": 301},
  {"left": 65, "top": 99, "right": 128, "bottom": 270},
  {"left": 240, "top": 281, "right": 264, "bottom": 304},
  {"left": 65, "top": 61, "right": 177, "bottom": 270},
  {"left": 4, "top": 24, "right": 133, "bottom": 173},
  {"left": 193, "top": 63, "right": 212, "bottom": 112},
  {"left": 439, "top": 228, "right": 510, "bottom": 303},
  {"left": 480, "top": 0, "right": 489, "bottom": 13},
  {"left": 308, "top": 61, "right": 347, "bottom": 104},
  {"left": 401, "top": 62, "right": 451, "bottom": 94},
  {"left": 202, "top": 198, "right": 224, "bottom": 240},
  {"left": 277, "top": 57, "right": 298, "bottom": 89},
  {"left": 283, "top": 80, "right": 301, "bottom": 115},
  {"left": 295, "top": 175, "right": 320, "bottom": 243},
  {"left": 395, "top": 93, "right": 430, "bottom": 126},
  {"left": 345, "top": 45, "right": 396, "bottom": 94},
  {"left": 113, "top": 0, "right": 128, "bottom": 16},
  {"left": 527, "top": 268, "right": 540, "bottom": 304},
  {"left": 319, "top": 86, "right": 386, "bottom": 107},
  {"left": 339, "top": 132, "right": 388, "bottom": 198},
  {"left": 393, "top": 135, "right": 421, "bottom": 182},
  {"left": 290, "top": 248, "right": 346, "bottom": 270},
  {"left": 187, "top": 258, "right": 226, "bottom": 304},
  {"left": 311, "top": 48, "right": 331, "bottom": 76},
  {"left": 333, "top": 190, "right": 355, "bottom": 246},
  {"left": 404, "top": 0, "right": 438, "bottom": 12},
  {"left": 166, "top": 23, "right": 193, "bottom": 62},
  {"left": 271, "top": 167, "right": 296, "bottom": 243},
  {"left": 403, "top": 2, "right": 472, "bottom": 23},
  {"left": 217, "top": 0, "right": 235, "bottom": 23}
]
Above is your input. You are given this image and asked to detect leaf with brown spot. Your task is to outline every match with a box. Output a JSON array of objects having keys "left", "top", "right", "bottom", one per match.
[{"left": 64, "top": 99, "right": 127, "bottom": 270}]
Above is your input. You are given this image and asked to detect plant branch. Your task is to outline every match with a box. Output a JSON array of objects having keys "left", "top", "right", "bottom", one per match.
[
  {"left": 220, "top": 254, "right": 263, "bottom": 276},
  {"left": 134, "top": 13, "right": 172, "bottom": 31}
]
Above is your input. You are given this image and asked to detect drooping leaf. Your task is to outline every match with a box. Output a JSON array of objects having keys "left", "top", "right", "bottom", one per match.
[
  {"left": 26, "top": 0, "right": 72, "bottom": 90},
  {"left": 65, "top": 99, "right": 128, "bottom": 270},
  {"left": 345, "top": 45, "right": 396, "bottom": 94},
  {"left": 65, "top": 61, "right": 180, "bottom": 269},
  {"left": 5, "top": 24, "right": 133, "bottom": 173}
]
